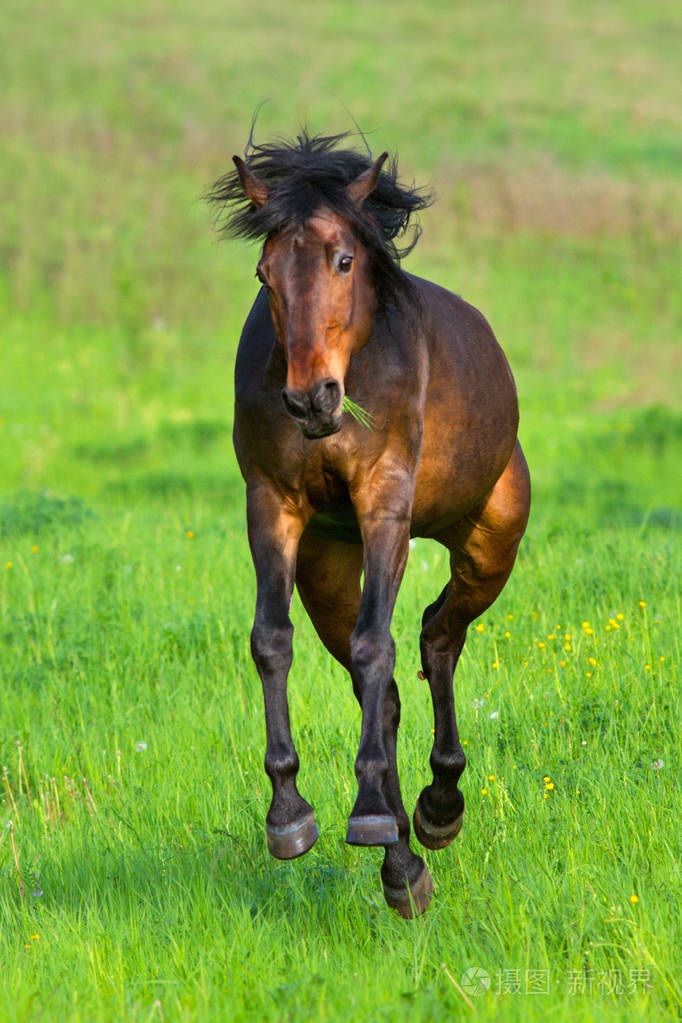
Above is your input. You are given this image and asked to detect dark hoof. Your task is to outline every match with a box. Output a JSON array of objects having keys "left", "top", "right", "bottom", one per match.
[
  {"left": 383, "top": 861, "right": 433, "bottom": 919},
  {"left": 346, "top": 814, "right": 399, "bottom": 847},
  {"left": 413, "top": 796, "right": 463, "bottom": 850},
  {"left": 266, "top": 812, "right": 318, "bottom": 860}
]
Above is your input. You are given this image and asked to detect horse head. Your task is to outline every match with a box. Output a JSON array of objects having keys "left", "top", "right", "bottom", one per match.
[{"left": 233, "top": 153, "right": 387, "bottom": 438}]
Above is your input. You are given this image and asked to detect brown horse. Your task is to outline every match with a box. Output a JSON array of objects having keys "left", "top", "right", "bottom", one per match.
[{"left": 207, "top": 132, "right": 530, "bottom": 917}]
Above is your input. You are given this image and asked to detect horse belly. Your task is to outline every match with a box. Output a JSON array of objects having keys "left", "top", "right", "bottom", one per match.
[{"left": 411, "top": 356, "right": 519, "bottom": 536}]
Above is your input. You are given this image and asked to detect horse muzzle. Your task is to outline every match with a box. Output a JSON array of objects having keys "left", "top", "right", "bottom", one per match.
[{"left": 281, "top": 378, "right": 343, "bottom": 438}]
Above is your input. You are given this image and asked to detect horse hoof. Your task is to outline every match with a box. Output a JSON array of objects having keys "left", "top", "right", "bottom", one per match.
[
  {"left": 383, "top": 862, "right": 433, "bottom": 919},
  {"left": 413, "top": 796, "right": 463, "bottom": 850},
  {"left": 346, "top": 814, "right": 399, "bottom": 846},
  {"left": 266, "top": 812, "right": 319, "bottom": 860}
]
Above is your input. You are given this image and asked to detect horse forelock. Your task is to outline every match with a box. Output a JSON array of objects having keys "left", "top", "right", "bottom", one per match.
[{"left": 206, "top": 129, "right": 434, "bottom": 309}]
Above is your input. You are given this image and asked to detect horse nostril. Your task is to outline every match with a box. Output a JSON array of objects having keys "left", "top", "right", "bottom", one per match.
[
  {"left": 311, "top": 378, "right": 341, "bottom": 414},
  {"left": 281, "top": 388, "right": 308, "bottom": 420}
]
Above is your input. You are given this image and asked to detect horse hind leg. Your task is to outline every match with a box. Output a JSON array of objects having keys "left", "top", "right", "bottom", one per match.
[
  {"left": 415, "top": 440, "right": 531, "bottom": 849},
  {"left": 296, "top": 532, "right": 432, "bottom": 918},
  {"left": 378, "top": 679, "right": 433, "bottom": 917}
]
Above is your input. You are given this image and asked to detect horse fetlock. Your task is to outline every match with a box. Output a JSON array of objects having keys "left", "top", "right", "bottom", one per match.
[
  {"left": 264, "top": 747, "right": 300, "bottom": 783},
  {"left": 429, "top": 746, "right": 466, "bottom": 781}
]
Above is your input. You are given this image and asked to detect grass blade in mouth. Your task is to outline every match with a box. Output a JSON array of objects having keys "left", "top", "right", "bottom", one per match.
[{"left": 342, "top": 396, "right": 374, "bottom": 429}]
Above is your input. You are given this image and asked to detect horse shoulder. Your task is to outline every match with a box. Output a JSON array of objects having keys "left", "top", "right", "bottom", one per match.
[
  {"left": 233, "top": 290, "right": 303, "bottom": 488},
  {"left": 234, "top": 289, "right": 279, "bottom": 404}
]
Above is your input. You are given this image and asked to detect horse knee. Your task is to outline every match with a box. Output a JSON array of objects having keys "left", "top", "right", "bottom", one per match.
[
  {"left": 350, "top": 627, "right": 395, "bottom": 686},
  {"left": 251, "top": 618, "right": 294, "bottom": 676}
]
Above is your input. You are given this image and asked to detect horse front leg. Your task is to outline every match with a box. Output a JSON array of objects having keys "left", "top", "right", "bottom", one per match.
[
  {"left": 246, "top": 478, "right": 317, "bottom": 860},
  {"left": 346, "top": 494, "right": 413, "bottom": 848}
]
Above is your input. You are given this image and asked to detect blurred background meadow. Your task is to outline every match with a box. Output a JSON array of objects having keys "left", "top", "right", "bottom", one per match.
[{"left": 1, "top": 1, "right": 680, "bottom": 1020}]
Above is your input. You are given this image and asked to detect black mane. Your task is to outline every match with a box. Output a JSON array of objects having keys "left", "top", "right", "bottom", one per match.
[{"left": 206, "top": 130, "right": 434, "bottom": 307}]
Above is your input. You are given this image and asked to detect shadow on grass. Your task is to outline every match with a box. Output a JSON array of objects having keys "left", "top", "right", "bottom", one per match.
[
  {"left": 554, "top": 476, "right": 682, "bottom": 530},
  {"left": 73, "top": 419, "right": 231, "bottom": 466},
  {"left": 102, "top": 471, "right": 239, "bottom": 501},
  {"left": 0, "top": 490, "right": 94, "bottom": 538},
  {"left": 73, "top": 437, "right": 150, "bottom": 463},
  {"left": 17, "top": 819, "right": 367, "bottom": 940}
]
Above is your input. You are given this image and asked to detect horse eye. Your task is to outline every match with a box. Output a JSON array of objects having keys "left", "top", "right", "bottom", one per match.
[
  {"left": 337, "top": 255, "right": 353, "bottom": 274},
  {"left": 255, "top": 268, "right": 266, "bottom": 284}
]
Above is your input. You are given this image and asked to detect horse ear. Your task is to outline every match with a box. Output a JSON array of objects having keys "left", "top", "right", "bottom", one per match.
[
  {"left": 346, "top": 152, "right": 389, "bottom": 205},
  {"left": 232, "top": 155, "right": 269, "bottom": 208}
]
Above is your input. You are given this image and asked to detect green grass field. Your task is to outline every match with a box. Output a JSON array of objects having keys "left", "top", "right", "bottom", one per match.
[{"left": 1, "top": 1, "right": 680, "bottom": 1020}]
